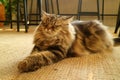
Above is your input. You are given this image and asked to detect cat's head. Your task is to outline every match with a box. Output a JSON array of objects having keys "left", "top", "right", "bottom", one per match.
[{"left": 38, "top": 11, "right": 74, "bottom": 32}]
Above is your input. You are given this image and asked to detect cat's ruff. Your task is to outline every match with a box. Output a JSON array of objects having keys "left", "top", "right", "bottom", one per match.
[{"left": 68, "top": 23, "right": 76, "bottom": 42}]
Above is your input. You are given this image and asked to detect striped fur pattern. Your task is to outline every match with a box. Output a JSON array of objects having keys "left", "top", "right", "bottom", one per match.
[{"left": 18, "top": 12, "right": 114, "bottom": 72}]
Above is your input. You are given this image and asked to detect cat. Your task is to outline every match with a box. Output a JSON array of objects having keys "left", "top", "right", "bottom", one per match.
[{"left": 18, "top": 12, "right": 114, "bottom": 72}]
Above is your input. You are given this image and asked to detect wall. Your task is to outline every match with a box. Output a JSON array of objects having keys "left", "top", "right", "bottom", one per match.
[
  {"left": 42, "top": 0, "right": 119, "bottom": 15},
  {"left": 42, "top": 0, "right": 119, "bottom": 26},
  {"left": 28, "top": 0, "right": 120, "bottom": 26}
]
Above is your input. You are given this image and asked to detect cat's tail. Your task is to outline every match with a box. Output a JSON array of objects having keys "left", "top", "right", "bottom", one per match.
[{"left": 113, "top": 37, "right": 120, "bottom": 46}]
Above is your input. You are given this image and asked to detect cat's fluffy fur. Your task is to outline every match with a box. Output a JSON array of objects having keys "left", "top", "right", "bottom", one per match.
[
  {"left": 70, "top": 20, "right": 113, "bottom": 56},
  {"left": 18, "top": 12, "right": 114, "bottom": 72}
]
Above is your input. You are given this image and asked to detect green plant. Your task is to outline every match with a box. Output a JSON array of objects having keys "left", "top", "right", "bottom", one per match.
[
  {"left": 0, "top": 0, "right": 9, "bottom": 13},
  {"left": 0, "top": 0, "right": 23, "bottom": 24},
  {"left": 0, "top": 0, "right": 5, "bottom": 4}
]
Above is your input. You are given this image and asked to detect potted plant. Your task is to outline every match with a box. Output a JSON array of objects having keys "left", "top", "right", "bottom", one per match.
[
  {"left": 0, "top": 0, "right": 23, "bottom": 26},
  {"left": 0, "top": 0, "right": 5, "bottom": 27}
]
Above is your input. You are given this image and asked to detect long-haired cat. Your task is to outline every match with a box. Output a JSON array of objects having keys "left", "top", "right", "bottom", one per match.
[{"left": 18, "top": 12, "right": 114, "bottom": 72}]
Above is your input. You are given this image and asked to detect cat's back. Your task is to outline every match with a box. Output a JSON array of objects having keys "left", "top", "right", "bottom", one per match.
[{"left": 71, "top": 20, "right": 84, "bottom": 27}]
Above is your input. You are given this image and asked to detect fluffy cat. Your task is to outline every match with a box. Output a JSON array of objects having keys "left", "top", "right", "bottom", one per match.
[{"left": 18, "top": 12, "right": 114, "bottom": 72}]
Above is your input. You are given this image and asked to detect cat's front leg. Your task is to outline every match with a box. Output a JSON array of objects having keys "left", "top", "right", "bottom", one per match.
[
  {"left": 18, "top": 50, "right": 65, "bottom": 72},
  {"left": 18, "top": 54, "right": 43, "bottom": 72}
]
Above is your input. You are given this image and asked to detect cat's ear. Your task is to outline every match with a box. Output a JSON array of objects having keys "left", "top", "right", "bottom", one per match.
[
  {"left": 41, "top": 11, "right": 49, "bottom": 20},
  {"left": 67, "top": 16, "right": 74, "bottom": 22},
  {"left": 62, "top": 16, "right": 74, "bottom": 23}
]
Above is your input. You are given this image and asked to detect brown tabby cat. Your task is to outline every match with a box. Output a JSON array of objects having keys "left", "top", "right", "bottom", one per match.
[{"left": 18, "top": 12, "right": 114, "bottom": 72}]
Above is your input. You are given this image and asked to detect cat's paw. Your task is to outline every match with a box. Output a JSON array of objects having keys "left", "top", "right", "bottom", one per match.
[
  {"left": 18, "top": 60, "right": 28, "bottom": 72},
  {"left": 18, "top": 59, "right": 40, "bottom": 72}
]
